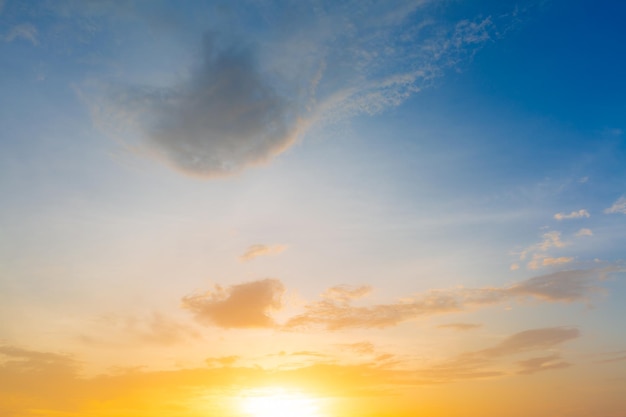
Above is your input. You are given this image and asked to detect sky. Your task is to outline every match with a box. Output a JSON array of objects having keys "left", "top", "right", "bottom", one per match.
[{"left": 1, "top": 0, "right": 626, "bottom": 416}]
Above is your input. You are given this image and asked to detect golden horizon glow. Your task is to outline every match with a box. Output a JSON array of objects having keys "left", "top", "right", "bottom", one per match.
[{"left": 240, "top": 387, "right": 323, "bottom": 417}]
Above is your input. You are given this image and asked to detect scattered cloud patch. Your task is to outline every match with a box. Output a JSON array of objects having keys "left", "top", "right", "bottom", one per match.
[
  {"left": 239, "top": 244, "right": 287, "bottom": 262},
  {"left": 554, "top": 209, "right": 590, "bottom": 220},
  {"left": 519, "top": 231, "right": 569, "bottom": 270},
  {"left": 604, "top": 196, "right": 626, "bottom": 214},
  {"left": 541, "top": 257, "right": 574, "bottom": 267},
  {"left": 283, "top": 269, "right": 611, "bottom": 331},
  {"left": 510, "top": 263, "right": 520, "bottom": 271},
  {"left": 576, "top": 228, "right": 593, "bottom": 237},
  {"left": 182, "top": 278, "right": 285, "bottom": 328}
]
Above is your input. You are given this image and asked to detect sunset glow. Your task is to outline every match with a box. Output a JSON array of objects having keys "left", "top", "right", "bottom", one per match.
[
  {"left": 240, "top": 388, "right": 322, "bottom": 417},
  {"left": 1, "top": 1, "right": 626, "bottom": 416}
]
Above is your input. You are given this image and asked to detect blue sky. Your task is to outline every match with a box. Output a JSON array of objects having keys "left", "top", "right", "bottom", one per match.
[{"left": 1, "top": 1, "right": 626, "bottom": 416}]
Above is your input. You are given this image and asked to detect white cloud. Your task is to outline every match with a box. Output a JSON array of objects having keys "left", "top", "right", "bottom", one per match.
[
  {"left": 604, "top": 196, "right": 626, "bottom": 214},
  {"left": 554, "top": 209, "right": 590, "bottom": 220}
]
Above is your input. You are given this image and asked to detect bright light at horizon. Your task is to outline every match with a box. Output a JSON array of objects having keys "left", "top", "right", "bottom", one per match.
[{"left": 240, "top": 387, "right": 322, "bottom": 417}]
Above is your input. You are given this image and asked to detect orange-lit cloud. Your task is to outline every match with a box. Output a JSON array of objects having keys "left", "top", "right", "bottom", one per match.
[
  {"left": 283, "top": 269, "right": 609, "bottom": 331},
  {"left": 239, "top": 244, "right": 287, "bottom": 262},
  {"left": 182, "top": 278, "right": 284, "bottom": 328}
]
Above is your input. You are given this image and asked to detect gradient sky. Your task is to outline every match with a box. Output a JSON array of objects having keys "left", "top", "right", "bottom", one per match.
[{"left": 1, "top": 1, "right": 626, "bottom": 416}]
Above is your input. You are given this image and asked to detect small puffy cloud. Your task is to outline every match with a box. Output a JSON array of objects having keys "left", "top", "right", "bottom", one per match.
[
  {"left": 554, "top": 209, "right": 590, "bottom": 220},
  {"left": 239, "top": 244, "right": 287, "bottom": 262},
  {"left": 510, "top": 263, "right": 520, "bottom": 271},
  {"left": 516, "top": 354, "right": 571, "bottom": 375},
  {"left": 437, "top": 323, "right": 482, "bottom": 331},
  {"left": 604, "top": 196, "right": 626, "bottom": 214},
  {"left": 3, "top": 23, "right": 38, "bottom": 45},
  {"left": 576, "top": 228, "right": 593, "bottom": 237},
  {"left": 182, "top": 278, "right": 285, "bottom": 328}
]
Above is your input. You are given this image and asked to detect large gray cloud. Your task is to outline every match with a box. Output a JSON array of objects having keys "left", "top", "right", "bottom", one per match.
[{"left": 120, "top": 34, "right": 298, "bottom": 177}]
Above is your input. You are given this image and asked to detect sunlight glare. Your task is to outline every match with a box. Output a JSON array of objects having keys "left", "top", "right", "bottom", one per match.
[{"left": 240, "top": 387, "right": 321, "bottom": 417}]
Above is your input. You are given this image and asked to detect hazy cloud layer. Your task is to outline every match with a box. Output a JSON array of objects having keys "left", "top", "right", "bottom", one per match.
[
  {"left": 239, "top": 244, "right": 287, "bottom": 262},
  {"left": 437, "top": 323, "right": 482, "bottom": 331},
  {"left": 78, "top": 312, "right": 200, "bottom": 346},
  {"left": 182, "top": 278, "right": 284, "bottom": 328},
  {"left": 420, "top": 327, "right": 578, "bottom": 382},
  {"left": 516, "top": 354, "right": 571, "bottom": 374}
]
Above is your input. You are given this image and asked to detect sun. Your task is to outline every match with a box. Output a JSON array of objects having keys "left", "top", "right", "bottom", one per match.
[{"left": 240, "top": 387, "right": 322, "bottom": 417}]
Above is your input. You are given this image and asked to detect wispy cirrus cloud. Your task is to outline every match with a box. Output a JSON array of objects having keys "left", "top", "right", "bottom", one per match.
[
  {"left": 554, "top": 209, "right": 590, "bottom": 220},
  {"left": 239, "top": 244, "right": 287, "bottom": 262},
  {"left": 2, "top": 23, "right": 38, "bottom": 45},
  {"left": 604, "top": 196, "right": 626, "bottom": 214}
]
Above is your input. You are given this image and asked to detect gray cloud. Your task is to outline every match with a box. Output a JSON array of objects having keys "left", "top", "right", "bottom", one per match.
[
  {"left": 113, "top": 34, "right": 299, "bottom": 177},
  {"left": 182, "top": 278, "right": 285, "bottom": 328}
]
